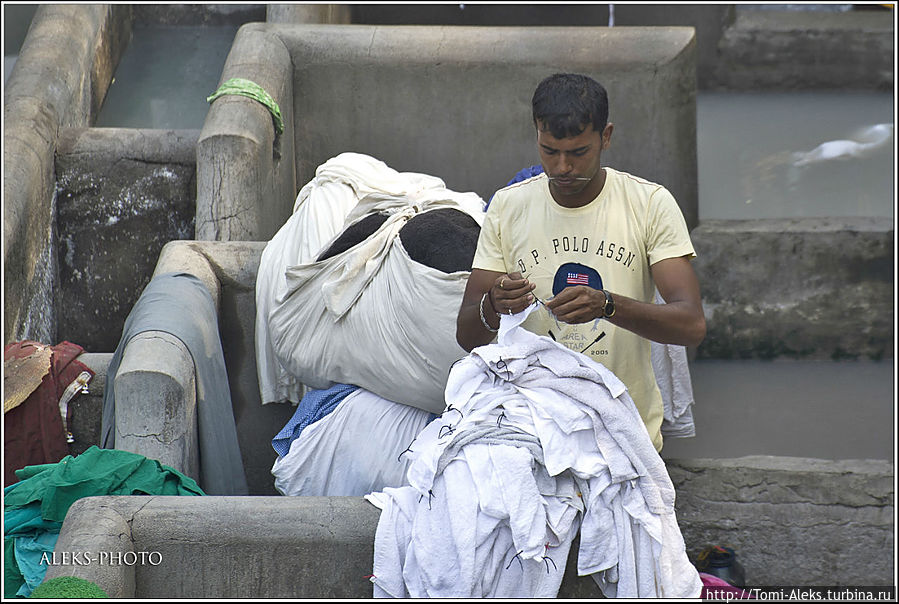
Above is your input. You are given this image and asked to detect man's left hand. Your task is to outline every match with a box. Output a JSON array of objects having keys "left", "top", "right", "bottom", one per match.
[{"left": 545, "top": 286, "right": 605, "bottom": 324}]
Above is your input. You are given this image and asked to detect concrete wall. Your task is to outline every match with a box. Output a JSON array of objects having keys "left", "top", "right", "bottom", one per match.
[
  {"left": 3, "top": 4, "right": 132, "bottom": 346},
  {"left": 669, "top": 456, "right": 894, "bottom": 587},
  {"left": 197, "top": 22, "right": 699, "bottom": 241},
  {"left": 349, "top": 4, "right": 894, "bottom": 91},
  {"left": 45, "top": 455, "right": 893, "bottom": 597},
  {"left": 351, "top": 4, "right": 734, "bottom": 91},
  {"left": 55, "top": 128, "right": 198, "bottom": 353},
  {"left": 267, "top": 4, "right": 352, "bottom": 25},
  {"left": 131, "top": 3, "right": 266, "bottom": 26},
  {"left": 715, "top": 8, "right": 894, "bottom": 91},
  {"left": 692, "top": 218, "right": 894, "bottom": 360}
]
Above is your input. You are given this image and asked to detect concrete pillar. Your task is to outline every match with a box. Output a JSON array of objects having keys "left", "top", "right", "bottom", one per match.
[
  {"left": 114, "top": 331, "right": 199, "bottom": 481},
  {"left": 196, "top": 23, "right": 296, "bottom": 241},
  {"left": 44, "top": 497, "right": 136, "bottom": 598}
]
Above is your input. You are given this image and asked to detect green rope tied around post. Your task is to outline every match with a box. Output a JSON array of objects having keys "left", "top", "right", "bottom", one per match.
[{"left": 206, "top": 77, "right": 284, "bottom": 135}]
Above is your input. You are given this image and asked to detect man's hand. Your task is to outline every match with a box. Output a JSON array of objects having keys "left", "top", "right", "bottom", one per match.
[
  {"left": 544, "top": 285, "right": 605, "bottom": 323},
  {"left": 488, "top": 271, "right": 535, "bottom": 316},
  {"left": 456, "top": 269, "right": 536, "bottom": 351}
]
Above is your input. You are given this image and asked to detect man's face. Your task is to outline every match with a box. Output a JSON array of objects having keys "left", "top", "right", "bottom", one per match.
[{"left": 536, "top": 120, "right": 612, "bottom": 207}]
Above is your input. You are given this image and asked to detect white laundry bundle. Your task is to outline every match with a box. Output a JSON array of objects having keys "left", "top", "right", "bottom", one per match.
[
  {"left": 366, "top": 306, "right": 702, "bottom": 599},
  {"left": 266, "top": 155, "right": 486, "bottom": 413},
  {"left": 256, "top": 152, "right": 484, "bottom": 407},
  {"left": 272, "top": 388, "right": 435, "bottom": 497}
]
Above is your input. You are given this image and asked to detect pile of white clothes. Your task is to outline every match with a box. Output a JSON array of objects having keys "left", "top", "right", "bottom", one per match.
[
  {"left": 260, "top": 152, "right": 485, "bottom": 413},
  {"left": 365, "top": 305, "right": 702, "bottom": 599}
]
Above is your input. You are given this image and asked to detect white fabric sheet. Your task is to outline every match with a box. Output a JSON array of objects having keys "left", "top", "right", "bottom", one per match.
[{"left": 651, "top": 290, "right": 697, "bottom": 438}]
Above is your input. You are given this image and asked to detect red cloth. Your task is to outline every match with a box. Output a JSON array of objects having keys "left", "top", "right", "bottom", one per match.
[{"left": 3, "top": 341, "right": 93, "bottom": 486}]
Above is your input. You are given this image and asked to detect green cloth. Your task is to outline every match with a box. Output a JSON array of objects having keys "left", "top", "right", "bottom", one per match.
[
  {"left": 29, "top": 576, "right": 109, "bottom": 598},
  {"left": 4, "top": 537, "right": 26, "bottom": 597},
  {"left": 5, "top": 446, "right": 204, "bottom": 522},
  {"left": 206, "top": 77, "right": 284, "bottom": 135},
  {"left": 4, "top": 446, "right": 204, "bottom": 597}
]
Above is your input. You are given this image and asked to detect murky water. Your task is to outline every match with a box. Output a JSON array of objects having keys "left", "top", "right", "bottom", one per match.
[
  {"left": 95, "top": 25, "right": 239, "bottom": 130},
  {"left": 697, "top": 91, "right": 894, "bottom": 220},
  {"left": 661, "top": 359, "right": 894, "bottom": 461}
]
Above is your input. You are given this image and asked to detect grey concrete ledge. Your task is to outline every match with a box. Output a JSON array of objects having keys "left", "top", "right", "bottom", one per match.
[
  {"left": 196, "top": 23, "right": 297, "bottom": 241},
  {"left": 44, "top": 497, "right": 136, "bottom": 599},
  {"left": 46, "top": 455, "right": 893, "bottom": 597},
  {"left": 730, "top": 8, "right": 895, "bottom": 33},
  {"left": 56, "top": 127, "right": 200, "bottom": 165},
  {"left": 716, "top": 8, "right": 894, "bottom": 90},
  {"left": 667, "top": 456, "right": 894, "bottom": 586},
  {"left": 114, "top": 331, "right": 199, "bottom": 481},
  {"left": 695, "top": 216, "right": 894, "bottom": 233},
  {"left": 692, "top": 218, "right": 893, "bottom": 360}
]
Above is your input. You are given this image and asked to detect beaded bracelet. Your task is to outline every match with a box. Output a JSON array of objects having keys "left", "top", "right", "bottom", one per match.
[{"left": 479, "top": 292, "right": 499, "bottom": 332}]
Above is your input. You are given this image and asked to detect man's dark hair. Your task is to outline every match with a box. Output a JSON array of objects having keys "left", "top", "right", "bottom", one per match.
[{"left": 532, "top": 73, "right": 609, "bottom": 139}]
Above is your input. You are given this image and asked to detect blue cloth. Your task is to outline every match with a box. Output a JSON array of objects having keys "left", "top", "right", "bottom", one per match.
[
  {"left": 271, "top": 384, "right": 360, "bottom": 457},
  {"left": 3, "top": 486, "right": 61, "bottom": 598},
  {"left": 487, "top": 164, "right": 545, "bottom": 208}
]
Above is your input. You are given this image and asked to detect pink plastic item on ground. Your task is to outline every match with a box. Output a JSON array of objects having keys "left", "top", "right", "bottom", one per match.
[{"left": 700, "top": 572, "right": 755, "bottom": 599}]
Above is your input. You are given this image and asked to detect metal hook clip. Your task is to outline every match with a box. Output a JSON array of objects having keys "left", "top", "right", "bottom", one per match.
[
  {"left": 418, "top": 489, "right": 435, "bottom": 510},
  {"left": 505, "top": 549, "right": 524, "bottom": 571},
  {"left": 438, "top": 424, "right": 456, "bottom": 439}
]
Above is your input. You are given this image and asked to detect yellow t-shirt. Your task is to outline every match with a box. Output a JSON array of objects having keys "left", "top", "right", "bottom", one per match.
[{"left": 472, "top": 167, "right": 695, "bottom": 451}]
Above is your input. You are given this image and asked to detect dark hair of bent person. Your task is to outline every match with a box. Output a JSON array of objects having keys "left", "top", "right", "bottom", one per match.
[
  {"left": 317, "top": 212, "right": 390, "bottom": 261},
  {"left": 316, "top": 208, "right": 480, "bottom": 274},
  {"left": 400, "top": 209, "right": 480, "bottom": 274},
  {"left": 532, "top": 73, "right": 609, "bottom": 139}
]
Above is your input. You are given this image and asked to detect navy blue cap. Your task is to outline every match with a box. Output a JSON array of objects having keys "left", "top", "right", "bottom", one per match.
[{"left": 552, "top": 262, "right": 603, "bottom": 296}]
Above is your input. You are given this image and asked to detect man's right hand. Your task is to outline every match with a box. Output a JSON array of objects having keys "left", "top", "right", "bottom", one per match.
[
  {"left": 456, "top": 269, "right": 535, "bottom": 351},
  {"left": 488, "top": 272, "right": 535, "bottom": 317}
]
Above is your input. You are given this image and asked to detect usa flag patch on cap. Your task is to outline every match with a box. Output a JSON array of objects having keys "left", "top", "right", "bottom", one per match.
[
  {"left": 567, "top": 273, "right": 590, "bottom": 285},
  {"left": 552, "top": 262, "right": 603, "bottom": 295}
]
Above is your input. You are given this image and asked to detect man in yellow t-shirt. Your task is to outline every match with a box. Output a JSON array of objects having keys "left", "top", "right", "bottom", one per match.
[{"left": 455, "top": 73, "right": 706, "bottom": 452}]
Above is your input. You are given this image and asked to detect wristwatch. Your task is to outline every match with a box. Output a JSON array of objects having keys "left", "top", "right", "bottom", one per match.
[{"left": 601, "top": 289, "right": 616, "bottom": 318}]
